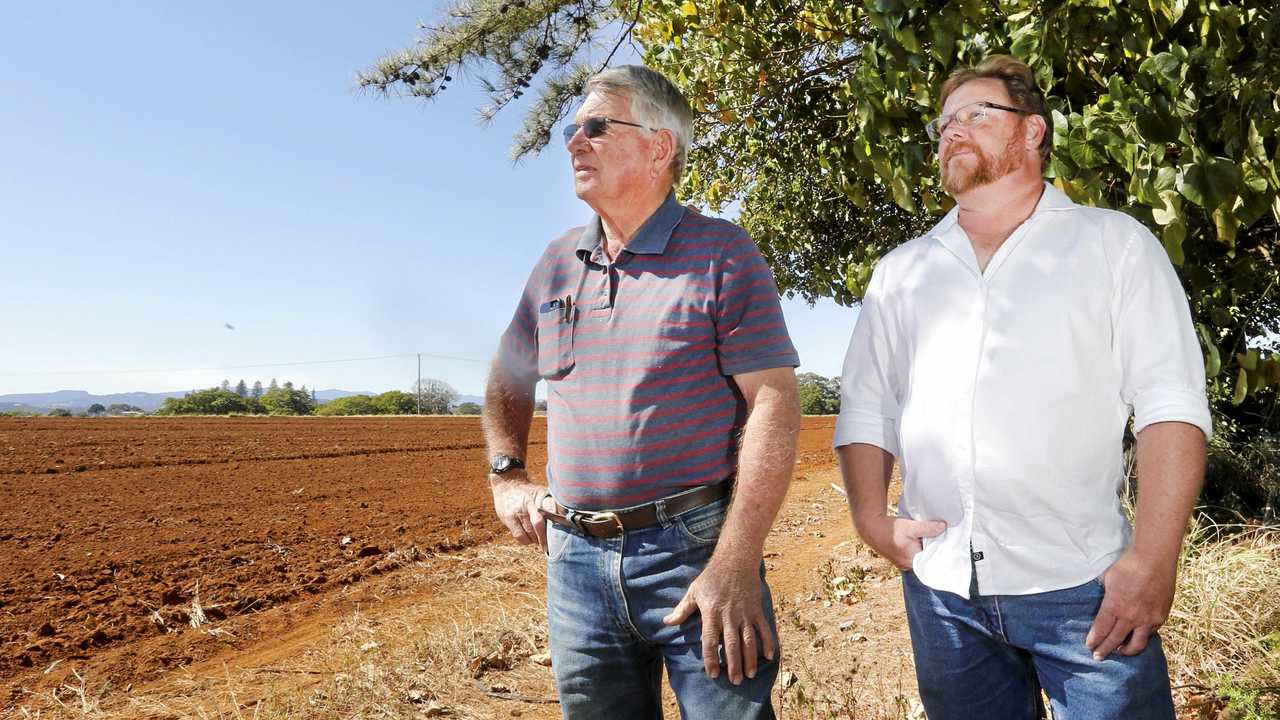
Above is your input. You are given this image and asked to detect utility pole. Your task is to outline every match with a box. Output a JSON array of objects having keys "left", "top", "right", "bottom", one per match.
[{"left": 416, "top": 353, "right": 422, "bottom": 415}]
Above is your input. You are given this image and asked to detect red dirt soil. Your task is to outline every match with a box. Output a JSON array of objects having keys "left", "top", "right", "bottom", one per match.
[
  {"left": 0, "top": 416, "right": 551, "bottom": 707},
  {"left": 0, "top": 416, "right": 838, "bottom": 711}
]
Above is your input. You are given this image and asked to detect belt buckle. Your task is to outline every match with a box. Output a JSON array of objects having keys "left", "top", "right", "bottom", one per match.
[{"left": 582, "top": 511, "right": 624, "bottom": 536}]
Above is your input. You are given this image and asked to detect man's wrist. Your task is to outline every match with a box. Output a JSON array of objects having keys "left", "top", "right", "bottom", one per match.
[
  {"left": 488, "top": 469, "right": 530, "bottom": 487},
  {"left": 851, "top": 509, "right": 889, "bottom": 534},
  {"left": 1122, "top": 540, "right": 1181, "bottom": 570},
  {"left": 489, "top": 453, "right": 526, "bottom": 475}
]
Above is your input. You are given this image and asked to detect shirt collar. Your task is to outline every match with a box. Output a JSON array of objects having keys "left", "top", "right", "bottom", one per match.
[
  {"left": 927, "top": 181, "right": 1076, "bottom": 263},
  {"left": 576, "top": 191, "right": 686, "bottom": 261}
]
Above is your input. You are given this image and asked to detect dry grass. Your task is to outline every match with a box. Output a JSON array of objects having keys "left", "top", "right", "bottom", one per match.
[
  {"left": 1166, "top": 515, "right": 1280, "bottom": 716},
  {"left": 223, "top": 545, "right": 554, "bottom": 720}
]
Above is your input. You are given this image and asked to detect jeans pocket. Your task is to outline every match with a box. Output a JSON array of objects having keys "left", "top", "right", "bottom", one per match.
[
  {"left": 545, "top": 523, "right": 571, "bottom": 563},
  {"left": 536, "top": 309, "right": 574, "bottom": 379},
  {"left": 675, "top": 497, "right": 729, "bottom": 545}
]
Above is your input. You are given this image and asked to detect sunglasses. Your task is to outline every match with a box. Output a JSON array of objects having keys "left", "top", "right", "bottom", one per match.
[{"left": 562, "top": 116, "right": 660, "bottom": 145}]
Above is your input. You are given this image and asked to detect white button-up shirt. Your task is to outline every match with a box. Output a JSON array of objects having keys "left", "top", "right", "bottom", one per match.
[{"left": 833, "top": 182, "right": 1213, "bottom": 598}]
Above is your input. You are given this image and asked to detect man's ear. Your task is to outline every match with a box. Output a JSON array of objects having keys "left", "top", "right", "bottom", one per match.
[
  {"left": 651, "top": 128, "right": 676, "bottom": 178},
  {"left": 1024, "top": 114, "right": 1048, "bottom": 152}
]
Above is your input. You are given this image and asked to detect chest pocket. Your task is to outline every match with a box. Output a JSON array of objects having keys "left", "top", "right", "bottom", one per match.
[{"left": 536, "top": 305, "right": 575, "bottom": 380}]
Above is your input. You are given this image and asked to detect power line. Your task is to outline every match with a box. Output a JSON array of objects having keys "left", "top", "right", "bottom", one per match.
[{"left": 0, "top": 351, "right": 488, "bottom": 378}]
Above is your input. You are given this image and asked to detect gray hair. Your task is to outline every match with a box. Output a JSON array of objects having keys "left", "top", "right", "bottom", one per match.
[{"left": 585, "top": 65, "right": 694, "bottom": 183}]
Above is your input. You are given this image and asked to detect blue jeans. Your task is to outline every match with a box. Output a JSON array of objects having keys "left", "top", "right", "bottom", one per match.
[
  {"left": 544, "top": 494, "right": 778, "bottom": 719},
  {"left": 901, "top": 568, "right": 1175, "bottom": 720}
]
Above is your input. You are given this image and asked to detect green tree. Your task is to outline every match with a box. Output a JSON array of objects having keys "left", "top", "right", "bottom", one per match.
[
  {"left": 796, "top": 373, "right": 840, "bottom": 415},
  {"left": 260, "top": 386, "right": 314, "bottom": 416},
  {"left": 235, "top": 379, "right": 248, "bottom": 397},
  {"left": 86, "top": 403, "right": 106, "bottom": 416},
  {"left": 105, "top": 403, "right": 142, "bottom": 415},
  {"left": 48, "top": 408, "right": 72, "bottom": 417},
  {"left": 453, "top": 401, "right": 483, "bottom": 415},
  {"left": 315, "top": 395, "right": 380, "bottom": 416},
  {"left": 252, "top": 380, "right": 264, "bottom": 399},
  {"left": 372, "top": 390, "right": 418, "bottom": 415},
  {"left": 156, "top": 388, "right": 261, "bottom": 415},
  {"left": 365, "top": 0, "right": 1280, "bottom": 513}
]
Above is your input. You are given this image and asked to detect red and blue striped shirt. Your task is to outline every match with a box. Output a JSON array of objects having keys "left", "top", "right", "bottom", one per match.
[{"left": 499, "top": 192, "right": 799, "bottom": 510}]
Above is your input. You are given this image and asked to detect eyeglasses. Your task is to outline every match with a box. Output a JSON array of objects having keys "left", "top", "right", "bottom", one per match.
[
  {"left": 562, "top": 116, "right": 659, "bottom": 145},
  {"left": 925, "top": 101, "right": 1028, "bottom": 141}
]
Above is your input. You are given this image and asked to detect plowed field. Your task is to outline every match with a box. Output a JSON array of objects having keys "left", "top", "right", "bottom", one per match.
[
  {"left": 0, "top": 416, "right": 841, "bottom": 712},
  {"left": 0, "top": 416, "right": 551, "bottom": 706}
]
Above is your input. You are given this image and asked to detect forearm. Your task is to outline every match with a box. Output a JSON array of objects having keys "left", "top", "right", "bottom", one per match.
[
  {"left": 1130, "top": 421, "right": 1207, "bottom": 567},
  {"left": 836, "top": 442, "right": 895, "bottom": 531},
  {"left": 714, "top": 379, "right": 800, "bottom": 565},
  {"left": 481, "top": 358, "right": 536, "bottom": 459}
]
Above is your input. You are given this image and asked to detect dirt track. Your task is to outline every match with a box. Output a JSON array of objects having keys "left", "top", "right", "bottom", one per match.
[{"left": 0, "top": 416, "right": 552, "bottom": 706}]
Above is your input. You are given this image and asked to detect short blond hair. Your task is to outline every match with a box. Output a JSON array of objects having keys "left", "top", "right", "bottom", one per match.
[{"left": 939, "top": 55, "right": 1052, "bottom": 162}]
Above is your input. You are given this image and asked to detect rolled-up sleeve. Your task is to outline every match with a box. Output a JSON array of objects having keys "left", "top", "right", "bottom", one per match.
[
  {"left": 833, "top": 265, "right": 902, "bottom": 454},
  {"left": 1114, "top": 223, "right": 1213, "bottom": 438}
]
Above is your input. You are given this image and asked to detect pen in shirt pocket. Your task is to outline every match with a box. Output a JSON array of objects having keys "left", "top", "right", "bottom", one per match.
[{"left": 562, "top": 294, "right": 573, "bottom": 323}]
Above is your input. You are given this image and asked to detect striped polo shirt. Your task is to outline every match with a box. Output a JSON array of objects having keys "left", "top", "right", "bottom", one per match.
[{"left": 498, "top": 191, "right": 799, "bottom": 511}]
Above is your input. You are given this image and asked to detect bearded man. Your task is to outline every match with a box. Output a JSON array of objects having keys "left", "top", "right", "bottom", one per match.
[{"left": 832, "top": 55, "right": 1211, "bottom": 719}]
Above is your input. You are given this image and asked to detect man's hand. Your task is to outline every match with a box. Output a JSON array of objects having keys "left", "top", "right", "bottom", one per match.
[
  {"left": 490, "top": 473, "right": 550, "bottom": 549},
  {"left": 1084, "top": 548, "right": 1177, "bottom": 660},
  {"left": 856, "top": 514, "right": 947, "bottom": 571},
  {"left": 662, "top": 557, "right": 776, "bottom": 685}
]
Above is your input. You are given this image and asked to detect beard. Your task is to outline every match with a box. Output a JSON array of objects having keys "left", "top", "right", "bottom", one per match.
[{"left": 940, "top": 131, "right": 1025, "bottom": 195}]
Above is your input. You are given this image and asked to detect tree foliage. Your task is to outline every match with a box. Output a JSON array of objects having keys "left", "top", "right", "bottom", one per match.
[
  {"left": 315, "top": 394, "right": 381, "bottom": 416},
  {"left": 105, "top": 403, "right": 143, "bottom": 415},
  {"left": 157, "top": 388, "right": 260, "bottom": 415},
  {"left": 797, "top": 372, "right": 840, "bottom": 415},
  {"left": 315, "top": 389, "right": 460, "bottom": 416},
  {"left": 454, "top": 401, "right": 483, "bottom": 415},
  {"left": 260, "top": 386, "right": 315, "bottom": 416},
  {"left": 367, "top": 0, "right": 1280, "bottom": 511}
]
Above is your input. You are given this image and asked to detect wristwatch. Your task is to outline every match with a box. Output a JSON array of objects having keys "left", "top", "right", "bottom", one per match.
[{"left": 489, "top": 454, "right": 526, "bottom": 475}]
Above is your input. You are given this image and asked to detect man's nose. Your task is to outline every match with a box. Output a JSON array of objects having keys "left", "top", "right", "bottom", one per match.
[
  {"left": 942, "top": 121, "right": 969, "bottom": 144},
  {"left": 566, "top": 125, "right": 590, "bottom": 152}
]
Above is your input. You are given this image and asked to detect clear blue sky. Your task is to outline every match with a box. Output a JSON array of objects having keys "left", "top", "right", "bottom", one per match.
[{"left": 0, "top": 2, "right": 857, "bottom": 397}]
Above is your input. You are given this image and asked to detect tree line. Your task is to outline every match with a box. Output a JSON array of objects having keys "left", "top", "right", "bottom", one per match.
[{"left": 154, "top": 378, "right": 469, "bottom": 416}]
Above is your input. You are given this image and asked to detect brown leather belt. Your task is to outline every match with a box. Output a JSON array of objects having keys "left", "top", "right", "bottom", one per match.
[{"left": 542, "top": 481, "right": 732, "bottom": 539}]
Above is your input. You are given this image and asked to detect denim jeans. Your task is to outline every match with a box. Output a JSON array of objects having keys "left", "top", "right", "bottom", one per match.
[
  {"left": 544, "top": 494, "right": 778, "bottom": 719},
  {"left": 901, "top": 567, "right": 1175, "bottom": 720}
]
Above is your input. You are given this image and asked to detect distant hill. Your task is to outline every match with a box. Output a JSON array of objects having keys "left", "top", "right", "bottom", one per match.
[
  {"left": 0, "top": 390, "right": 186, "bottom": 413},
  {"left": 314, "top": 389, "right": 375, "bottom": 402},
  {"left": 0, "top": 389, "right": 483, "bottom": 413}
]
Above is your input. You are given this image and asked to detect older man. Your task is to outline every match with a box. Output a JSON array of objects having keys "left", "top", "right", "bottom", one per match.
[
  {"left": 483, "top": 65, "right": 801, "bottom": 718},
  {"left": 834, "top": 55, "right": 1211, "bottom": 719}
]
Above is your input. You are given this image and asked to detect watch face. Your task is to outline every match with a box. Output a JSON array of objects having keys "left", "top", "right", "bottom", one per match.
[{"left": 491, "top": 455, "right": 522, "bottom": 474}]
